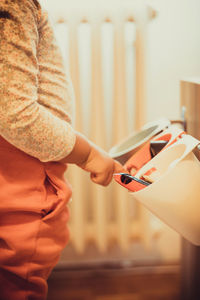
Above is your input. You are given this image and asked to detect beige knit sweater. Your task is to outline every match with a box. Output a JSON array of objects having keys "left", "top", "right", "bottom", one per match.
[{"left": 0, "top": 0, "right": 76, "bottom": 162}]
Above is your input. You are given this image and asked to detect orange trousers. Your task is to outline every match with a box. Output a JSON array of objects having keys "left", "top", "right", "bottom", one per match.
[{"left": 0, "top": 136, "right": 72, "bottom": 300}]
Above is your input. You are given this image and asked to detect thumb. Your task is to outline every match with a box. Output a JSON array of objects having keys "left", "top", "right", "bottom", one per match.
[{"left": 113, "top": 160, "right": 127, "bottom": 174}]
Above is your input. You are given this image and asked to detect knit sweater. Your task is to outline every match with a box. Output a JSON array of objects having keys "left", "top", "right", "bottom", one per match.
[{"left": 0, "top": 0, "right": 76, "bottom": 162}]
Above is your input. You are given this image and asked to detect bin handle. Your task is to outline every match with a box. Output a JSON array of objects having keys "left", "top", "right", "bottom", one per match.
[{"left": 167, "top": 136, "right": 200, "bottom": 170}]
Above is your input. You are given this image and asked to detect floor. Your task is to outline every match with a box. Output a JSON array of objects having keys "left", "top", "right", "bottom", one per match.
[{"left": 47, "top": 263, "right": 181, "bottom": 300}]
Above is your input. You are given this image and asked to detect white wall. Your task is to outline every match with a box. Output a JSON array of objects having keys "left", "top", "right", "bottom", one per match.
[
  {"left": 146, "top": 0, "right": 200, "bottom": 122},
  {"left": 43, "top": 0, "right": 200, "bottom": 124}
]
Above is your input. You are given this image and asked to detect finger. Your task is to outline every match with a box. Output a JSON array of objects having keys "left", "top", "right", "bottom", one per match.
[
  {"left": 113, "top": 160, "right": 126, "bottom": 174},
  {"left": 124, "top": 162, "right": 137, "bottom": 175},
  {"left": 130, "top": 167, "right": 137, "bottom": 176}
]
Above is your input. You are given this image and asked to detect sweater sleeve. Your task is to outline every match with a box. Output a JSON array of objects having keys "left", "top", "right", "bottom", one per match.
[{"left": 0, "top": 0, "right": 76, "bottom": 162}]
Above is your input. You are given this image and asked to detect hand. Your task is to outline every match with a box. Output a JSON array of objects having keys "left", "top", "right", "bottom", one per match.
[
  {"left": 59, "top": 132, "right": 126, "bottom": 186},
  {"left": 78, "top": 147, "right": 125, "bottom": 186}
]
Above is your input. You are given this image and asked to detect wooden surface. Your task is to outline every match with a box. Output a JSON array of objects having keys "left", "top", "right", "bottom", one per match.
[
  {"left": 180, "top": 79, "right": 200, "bottom": 300},
  {"left": 47, "top": 264, "right": 180, "bottom": 300}
]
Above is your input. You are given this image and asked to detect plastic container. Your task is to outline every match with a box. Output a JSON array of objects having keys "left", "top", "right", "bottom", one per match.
[
  {"left": 124, "top": 125, "right": 185, "bottom": 174},
  {"left": 131, "top": 134, "right": 200, "bottom": 245},
  {"left": 109, "top": 118, "right": 171, "bottom": 164}
]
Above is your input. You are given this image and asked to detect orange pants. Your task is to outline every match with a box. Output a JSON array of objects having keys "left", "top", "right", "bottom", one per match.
[{"left": 0, "top": 136, "right": 72, "bottom": 300}]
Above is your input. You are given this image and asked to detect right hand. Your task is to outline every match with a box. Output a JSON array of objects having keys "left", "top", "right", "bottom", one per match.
[
  {"left": 78, "top": 147, "right": 126, "bottom": 186},
  {"left": 59, "top": 132, "right": 126, "bottom": 186}
]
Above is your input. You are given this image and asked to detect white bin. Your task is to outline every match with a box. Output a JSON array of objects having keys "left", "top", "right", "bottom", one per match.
[
  {"left": 131, "top": 134, "right": 200, "bottom": 245},
  {"left": 109, "top": 118, "right": 170, "bottom": 164}
]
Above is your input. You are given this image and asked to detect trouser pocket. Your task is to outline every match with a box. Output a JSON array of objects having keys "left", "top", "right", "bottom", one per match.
[{"left": 41, "top": 172, "right": 68, "bottom": 222}]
